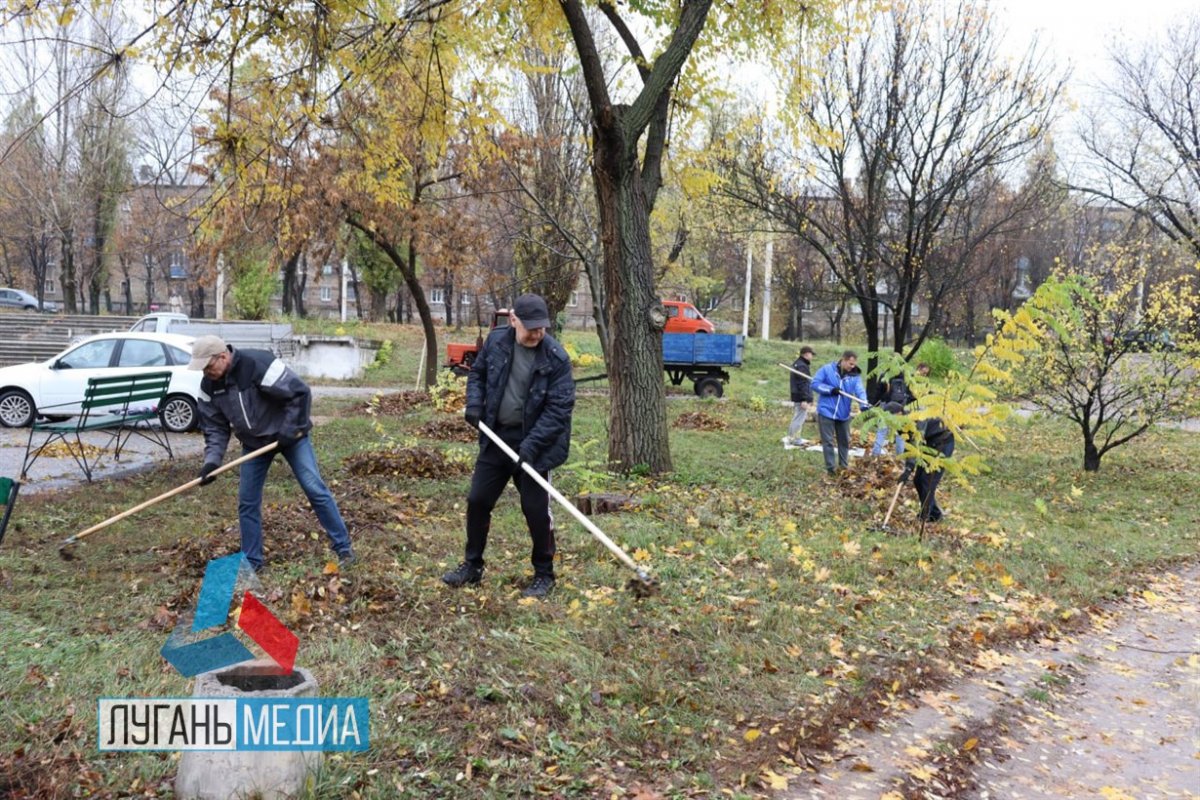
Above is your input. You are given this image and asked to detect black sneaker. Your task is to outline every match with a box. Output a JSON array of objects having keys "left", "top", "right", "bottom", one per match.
[
  {"left": 442, "top": 562, "right": 483, "bottom": 587},
  {"left": 337, "top": 550, "right": 358, "bottom": 569},
  {"left": 522, "top": 574, "right": 555, "bottom": 599}
]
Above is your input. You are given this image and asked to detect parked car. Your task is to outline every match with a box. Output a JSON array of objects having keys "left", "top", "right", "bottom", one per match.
[
  {"left": 0, "top": 332, "right": 202, "bottom": 432},
  {"left": 662, "top": 300, "right": 715, "bottom": 334},
  {"left": 0, "top": 287, "right": 59, "bottom": 313}
]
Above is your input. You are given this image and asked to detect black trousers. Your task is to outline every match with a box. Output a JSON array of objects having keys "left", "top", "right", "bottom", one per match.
[
  {"left": 465, "top": 425, "right": 556, "bottom": 577},
  {"left": 914, "top": 438, "right": 955, "bottom": 521}
]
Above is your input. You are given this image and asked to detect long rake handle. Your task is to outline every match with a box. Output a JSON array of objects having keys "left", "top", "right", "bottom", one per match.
[
  {"left": 881, "top": 480, "right": 904, "bottom": 527},
  {"left": 64, "top": 441, "right": 279, "bottom": 545},
  {"left": 777, "top": 363, "right": 870, "bottom": 407},
  {"left": 477, "top": 422, "right": 649, "bottom": 581}
]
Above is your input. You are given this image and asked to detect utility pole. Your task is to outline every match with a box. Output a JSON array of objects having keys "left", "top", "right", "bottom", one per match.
[
  {"left": 215, "top": 254, "right": 225, "bottom": 320},
  {"left": 340, "top": 259, "right": 348, "bottom": 323},
  {"left": 741, "top": 243, "right": 753, "bottom": 338},
  {"left": 761, "top": 237, "right": 773, "bottom": 341}
]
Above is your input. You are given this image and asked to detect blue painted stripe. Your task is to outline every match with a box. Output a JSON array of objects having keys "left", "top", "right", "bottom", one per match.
[{"left": 192, "top": 553, "right": 245, "bottom": 632}]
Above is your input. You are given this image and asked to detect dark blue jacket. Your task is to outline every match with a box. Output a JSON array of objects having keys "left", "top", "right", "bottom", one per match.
[
  {"left": 198, "top": 347, "right": 312, "bottom": 464},
  {"left": 465, "top": 327, "right": 575, "bottom": 471},
  {"left": 790, "top": 356, "right": 813, "bottom": 402}
]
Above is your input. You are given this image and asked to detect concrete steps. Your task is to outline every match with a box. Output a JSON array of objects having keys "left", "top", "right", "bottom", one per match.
[{"left": 0, "top": 312, "right": 140, "bottom": 366}]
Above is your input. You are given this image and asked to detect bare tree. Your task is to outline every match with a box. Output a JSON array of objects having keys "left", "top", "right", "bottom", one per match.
[
  {"left": 1074, "top": 14, "right": 1200, "bottom": 259},
  {"left": 722, "top": 0, "right": 1064, "bottom": 376}
]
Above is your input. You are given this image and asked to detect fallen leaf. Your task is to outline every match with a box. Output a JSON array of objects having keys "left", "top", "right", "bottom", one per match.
[
  {"left": 323, "top": 561, "right": 340, "bottom": 575},
  {"left": 743, "top": 728, "right": 761, "bottom": 743},
  {"left": 962, "top": 737, "right": 978, "bottom": 751},
  {"left": 760, "top": 769, "right": 789, "bottom": 789}
]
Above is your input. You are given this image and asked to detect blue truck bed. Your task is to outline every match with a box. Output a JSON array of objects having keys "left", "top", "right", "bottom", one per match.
[{"left": 662, "top": 333, "right": 744, "bottom": 366}]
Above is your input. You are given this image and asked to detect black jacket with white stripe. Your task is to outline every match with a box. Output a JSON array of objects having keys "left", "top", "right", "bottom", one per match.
[{"left": 198, "top": 346, "right": 312, "bottom": 464}]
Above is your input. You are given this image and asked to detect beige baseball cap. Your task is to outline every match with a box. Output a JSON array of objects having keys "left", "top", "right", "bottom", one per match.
[{"left": 187, "top": 335, "right": 228, "bottom": 370}]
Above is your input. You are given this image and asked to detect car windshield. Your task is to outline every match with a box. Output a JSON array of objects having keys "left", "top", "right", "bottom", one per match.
[{"left": 59, "top": 339, "right": 117, "bottom": 369}]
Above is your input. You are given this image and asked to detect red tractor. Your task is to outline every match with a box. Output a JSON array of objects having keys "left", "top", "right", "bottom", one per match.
[{"left": 445, "top": 309, "right": 510, "bottom": 376}]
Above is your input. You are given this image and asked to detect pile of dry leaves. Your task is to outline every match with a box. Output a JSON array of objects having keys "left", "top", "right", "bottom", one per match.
[
  {"left": 343, "top": 447, "right": 471, "bottom": 479},
  {"left": 417, "top": 417, "right": 477, "bottom": 443},
  {"left": 672, "top": 411, "right": 728, "bottom": 431},
  {"left": 356, "top": 391, "right": 430, "bottom": 416}
]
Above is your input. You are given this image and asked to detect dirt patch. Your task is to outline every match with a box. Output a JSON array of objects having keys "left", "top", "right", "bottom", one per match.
[
  {"left": 672, "top": 411, "right": 729, "bottom": 431},
  {"left": 417, "top": 417, "right": 477, "bottom": 443},
  {"left": 343, "top": 447, "right": 471, "bottom": 479}
]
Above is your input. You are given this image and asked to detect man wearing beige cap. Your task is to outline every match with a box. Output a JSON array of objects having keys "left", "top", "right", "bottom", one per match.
[{"left": 188, "top": 335, "right": 355, "bottom": 572}]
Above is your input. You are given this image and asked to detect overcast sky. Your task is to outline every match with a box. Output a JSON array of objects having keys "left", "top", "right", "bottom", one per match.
[{"left": 992, "top": 0, "right": 1191, "bottom": 90}]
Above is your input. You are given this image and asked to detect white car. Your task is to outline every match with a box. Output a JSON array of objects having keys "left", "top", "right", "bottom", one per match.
[{"left": 0, "top": 332, "right": 203, "bottom": 433}]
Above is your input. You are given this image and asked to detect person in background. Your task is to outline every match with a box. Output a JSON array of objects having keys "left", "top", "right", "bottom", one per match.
[
  {"left": 786, "top": 346, "right": 815, "bottom": 446},
  {"left": 191, "top": 335, "right": 355, "bottom": 573},
  {"left": 872, "top": 362, "right": 930, "bottom": 456},
  {"left": 811, "top": 350, "right": 868, "bottom": 475},
  {"left": 899, "top": 416, "right": 956, "bottom": 523}
]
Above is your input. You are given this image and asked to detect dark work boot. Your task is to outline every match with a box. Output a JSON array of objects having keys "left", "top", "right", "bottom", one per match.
[
  {"left": 442, "top": 562, "right": 483, "bottom": 588},
  {"left": 521, "top": 574, "right": 555, "bottom": 599}
]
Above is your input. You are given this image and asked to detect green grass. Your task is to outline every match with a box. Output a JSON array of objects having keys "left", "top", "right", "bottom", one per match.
[{"left": 1, "top": 324, "right": 1197, "bottom": 798}]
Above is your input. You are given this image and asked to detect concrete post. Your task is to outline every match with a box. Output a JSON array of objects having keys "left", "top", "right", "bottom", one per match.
[
  {"left": 215, "top": 254, "right": 225, "bottom": 321},
  {"left": 761, "top": 238, "right": 773, "bottom": 341},
  {"left": 741, "top": 244, "right": 753, "bottom": 338},
  {"left": 340, "top": 259, "right": 348, "bottom": 323}
]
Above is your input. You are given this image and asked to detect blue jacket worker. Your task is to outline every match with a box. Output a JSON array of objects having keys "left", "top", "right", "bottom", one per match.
[
  {"left": 442, "top": 293, "right": 575, "bottom": 600},
  {"left": 786, "top": 346, "right": 815, "bottom": 446},
  {"left": 190, "top": 335, "right": 354, "bottom": 572},
  {"left": 812, "top": 350, "right": 868, "bottom": 474}
]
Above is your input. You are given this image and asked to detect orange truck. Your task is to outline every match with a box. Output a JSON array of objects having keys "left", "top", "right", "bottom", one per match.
[{"left": 444, "top": 309, "right": 510, "bottom": 375}]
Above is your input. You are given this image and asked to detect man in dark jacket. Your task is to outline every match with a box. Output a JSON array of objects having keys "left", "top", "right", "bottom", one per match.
[
  {"left": 899, "top": 416, "right": 956, "bottom": 523},
  {"left": 443, "top": 294, "right": 575, "bottom": 599},
  {"left": 190, "top": 335, "right": 354, "bottom": 572},
  {"left": 785, "top": 346, "right": 815, "bottom": 446},
  {"left": 872, "top": 362, "right": 929, "bottom": 456}
]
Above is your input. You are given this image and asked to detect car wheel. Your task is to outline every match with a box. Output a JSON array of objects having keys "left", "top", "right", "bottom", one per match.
[
  {"left": 22, "top": 305, "right": 36, "bottom": 311},
  {"left": 0, "top": 389, "right": 36, "bottom": 427},
  {"left": 160, "top": 394, "right": 198, "bottom": 433}
]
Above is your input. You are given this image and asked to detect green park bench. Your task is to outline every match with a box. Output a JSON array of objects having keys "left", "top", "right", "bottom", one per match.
[{"left": 21, "top": 371, "right": 175, "bottom": 483}]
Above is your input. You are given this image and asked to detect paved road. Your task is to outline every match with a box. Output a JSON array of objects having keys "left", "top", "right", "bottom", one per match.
[
  {"left": 0, "top": 386, "right": 392, "bottom": 495},
  {"left": 787, "top": 566, "right": 1200, "bottom": 799}
]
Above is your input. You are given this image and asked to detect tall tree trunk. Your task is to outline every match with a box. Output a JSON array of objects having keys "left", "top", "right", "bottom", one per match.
[
  {"left": 1082, "top": 433, "right": 1101, "bottom": 472},
  {"left": 593, "top": 123, "right": 670, "bottom": 473},
  {"left": 281, "top": 250, "right": 300, "bottom": 315},
  {"left": 62, "top": 231, "right": 77, "bottom": 313}
]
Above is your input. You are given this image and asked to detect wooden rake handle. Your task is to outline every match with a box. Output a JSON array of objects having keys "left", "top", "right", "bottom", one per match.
[{"left": 61, "top": 441, "right": 279, "bottom": 547}]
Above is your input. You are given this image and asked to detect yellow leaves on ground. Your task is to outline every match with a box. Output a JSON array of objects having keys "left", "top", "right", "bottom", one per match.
[
  {"left": 323, "top": 560, "right": 340, "bottom": 575},
  {"left": 962, "top": 737, "right": 978, "bottom": 751},
  {"left": 908, "top": 765, "right": 937, "bottom": 782},
  {"left": 743, "top": 728, "right": 761, "bottom": 743},
  {"left": 759, "top": 769, "right": 789, "bottom": 789},
  {"left": 633, "top": 548, "right": 651, "bottom": 563},
  {"left": 841, "top": 539, "right": 862, "bottom": 557},
  {"left": 1099, "top": 788, "right": 1137, "bottom": 800},
  {"left": 1142, "top": 590, "right": 1163, "bottom": 605}
]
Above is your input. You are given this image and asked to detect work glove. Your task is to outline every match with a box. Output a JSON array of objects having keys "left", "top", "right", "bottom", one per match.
[
  {"left": 827, "top": 385, "right": 841, "bottom": 396},
  {"left": 277, "top": 429, "right": 305, "bottom": 448},
  {"left": 516, "top": 447, "right": 535, "bottom": 471},
  {"left": 199, "top": 462, "right": 219, "bottom": 486},
  {"left": 898, "top": 465, "right": 914, "bottom": 484},
  {"left": 464, "top": 409, "right": 481, "bottom": 429}
]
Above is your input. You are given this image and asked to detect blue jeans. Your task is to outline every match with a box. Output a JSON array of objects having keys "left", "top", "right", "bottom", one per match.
[
  {"left": 872, "top": 427, "right": 906, "bottom": 457},
  {"left": 237, "top": 437, "right": 351, "bottom": 569}
]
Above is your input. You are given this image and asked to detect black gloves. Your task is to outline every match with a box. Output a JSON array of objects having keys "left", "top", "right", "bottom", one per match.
[
  {"left": 464, "top": 409, "right": 481, "bottom": 429},
  {"left": 898, "top": 465, "right": 914, "bottom": 484},
  {"left": 277, "top": 429, "right": 304, "bottom": 448},
  {"left": 199, "top": 462, "right": 219, "bottom": 486}
]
